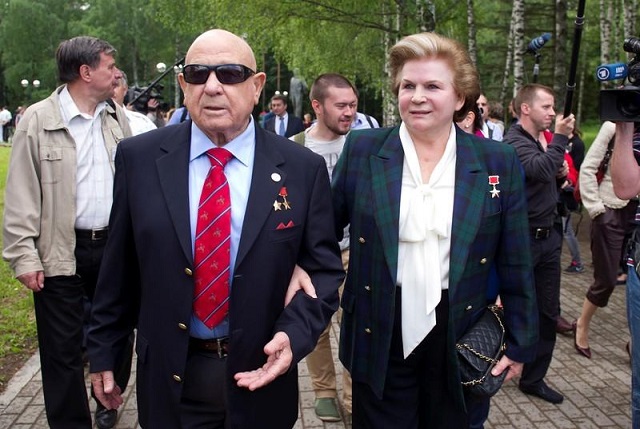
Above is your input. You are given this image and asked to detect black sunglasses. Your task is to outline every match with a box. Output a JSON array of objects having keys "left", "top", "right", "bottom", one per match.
[{"left": 182, "top": 64, "right": 256, "bottom": 85}]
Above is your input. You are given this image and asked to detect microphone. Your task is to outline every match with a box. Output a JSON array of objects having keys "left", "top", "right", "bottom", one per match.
[
  {"left": 595, "top": 63, "right": 628, "bottom": 81},
  {"left": 527, "top": 33, "right": 552, "bottom": 53}
]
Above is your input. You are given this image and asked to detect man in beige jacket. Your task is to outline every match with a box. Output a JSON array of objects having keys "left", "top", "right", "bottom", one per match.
[{"left": 2, "top": 36, "right": 131, "bottom": 429}]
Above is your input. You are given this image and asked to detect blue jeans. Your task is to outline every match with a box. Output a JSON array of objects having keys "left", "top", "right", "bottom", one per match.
[
  {"left": 563, "top": 215, "right": 581, "bottom": 264},
  {"left": 628, "top": 265, "right": 640, "bottom": 428}
]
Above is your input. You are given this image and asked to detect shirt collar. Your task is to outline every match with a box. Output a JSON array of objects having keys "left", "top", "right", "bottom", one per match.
[
  {"left": 513, "top": 123, "right": 538, "bottom": 143},
  {"left": 189, "top": 116, "right": 255, "bottom": 167},
  {"left": 58, "top": 85, "right": 106, "bottom": 126}
]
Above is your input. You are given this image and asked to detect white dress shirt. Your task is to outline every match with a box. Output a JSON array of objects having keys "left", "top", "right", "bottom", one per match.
[
  {"left": 58, "top": 86, "right": 112, "bottom": 229},
  {"left": 397, "top": 122, "right": 456, "bottom": 357}
]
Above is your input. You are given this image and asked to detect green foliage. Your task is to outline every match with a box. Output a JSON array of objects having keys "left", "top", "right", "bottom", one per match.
[
  {"left": 0, "top": 1, "right": 635, "bottom": 125},
  {"left": 579, "top": 119, "right": 604, "bottom": 151},
  {"left": 0, "top": 0, "right": 82, "bottom": 105}
]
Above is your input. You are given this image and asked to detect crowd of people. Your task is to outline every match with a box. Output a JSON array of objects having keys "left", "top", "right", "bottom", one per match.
[{"left": 1, "top": 28, "right": 639, "bottom": 429}]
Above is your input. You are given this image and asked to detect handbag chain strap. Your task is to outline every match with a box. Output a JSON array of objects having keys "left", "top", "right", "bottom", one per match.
[{"left": 457, "top": 305, "right": 507, "bottom": 386}]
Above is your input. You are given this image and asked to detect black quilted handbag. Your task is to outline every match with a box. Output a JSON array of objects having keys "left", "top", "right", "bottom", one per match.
[{"left": 456, "top": 305, "right": 507, "bottom": 397}]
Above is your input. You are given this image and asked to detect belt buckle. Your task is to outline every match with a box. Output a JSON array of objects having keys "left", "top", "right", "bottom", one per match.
[
  {"left": 216, "top": 338, "right": 228, "bottom": 358},
  {"left": 534, "top": 228, "right": 548, "bottom": 239},
  {"left": 90, "top": 228, "right": 107, "bottom": 241}
]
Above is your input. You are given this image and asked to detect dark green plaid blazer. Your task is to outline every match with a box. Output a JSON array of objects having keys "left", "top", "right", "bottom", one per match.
[{"left": 333, "top": 126, "right": 538, "bottom": 407}]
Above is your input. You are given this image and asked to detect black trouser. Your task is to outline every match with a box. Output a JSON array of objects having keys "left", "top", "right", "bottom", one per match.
[
  {"left": 520, "top": 224, "right": 562, "bottom": 388},
  {"left": 352, "top": 289, "right": 468, "bottom": 429},
  {"left": 33, "top": 232, "right": 133, "bottom": 429},
  {"left": 179, "top": 348, "right": 229, "bottom": 429}
]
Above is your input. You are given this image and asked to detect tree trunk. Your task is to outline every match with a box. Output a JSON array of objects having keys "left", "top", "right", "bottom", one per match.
[
  {"left": 600, "top": 0, "right": 612, "bottom": 65},
  {"left": 466, "top": 0, "right": 477, "bottom": 65},
  {"left": 416, "top": 0, "right": 436, "bottom": 33},
  {"left": 382, "top": 2, "right": 398, "bottom": 126},
  {"left": 554, "top": 0, "right": 568, "bottom": 108},
  {"left": 623, "top": 0, "right": 636, "bottom": 44},
  {"left": 599, "top": 0, "right": 613, "bottom": 88},
  {"left": 499, "top": 4, "right": 516, "bottom": 104},
  {"left": 512, "top": 0, "right": 525, "bottom": 95}
]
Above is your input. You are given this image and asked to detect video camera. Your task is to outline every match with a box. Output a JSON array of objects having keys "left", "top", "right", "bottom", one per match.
[
  {"left": 125, "top": 84, "right": 165, "bottom": 114},
  {"left": 599, "top": 37, "right": 640, "bottom": 122}
]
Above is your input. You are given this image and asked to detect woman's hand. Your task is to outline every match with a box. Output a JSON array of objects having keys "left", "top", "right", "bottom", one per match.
[{"left": 491, "top": 355, "right": 523, "bottom": 382}]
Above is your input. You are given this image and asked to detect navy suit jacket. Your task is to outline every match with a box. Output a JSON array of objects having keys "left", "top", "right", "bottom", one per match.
[
  {"left": 264, "top": 114, "right": 305, "bottom": 138},
  {"left": 333, "top": 126, "right": 538, "bottom": 408},
  {"left": 88, "top": 120, "right": 343, "bottom": 428}
]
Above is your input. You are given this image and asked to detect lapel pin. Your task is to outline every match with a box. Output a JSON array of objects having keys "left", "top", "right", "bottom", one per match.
[
  {"left": 271, "top": 173, "right": 281, "bottom": 182},
  {"left": 488, "top": 175, "right": 500, "bottom": 198},
  {"left": 279, "top": 187, "right": 291, "bottom": 210},
  {"left": 273, "top": 187, "right": 291, "bottom": 211}
]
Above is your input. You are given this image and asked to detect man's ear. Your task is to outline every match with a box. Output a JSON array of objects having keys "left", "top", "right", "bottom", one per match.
[
  {"left": 79, "top": 64, "right": 92, "bottom": 82},
  {"left": 177, "top": 73, "right": 186, "bottom": 92},
  {"left": 252, "top": 72, "right": 266, "bottom": 105},
  {"left": 310, "top": 99, "right": 322, "bottom": 115}
]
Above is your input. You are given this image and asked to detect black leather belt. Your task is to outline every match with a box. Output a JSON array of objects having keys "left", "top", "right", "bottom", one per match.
[
  {"left": 75, "top": 227, "right": 108, "bottom": 241},
  {"left": 189, "top": 337, "right": 229, "bottom": 358},
  {"left": 531, "top": 227, "right": 551, "bottom": 240}
]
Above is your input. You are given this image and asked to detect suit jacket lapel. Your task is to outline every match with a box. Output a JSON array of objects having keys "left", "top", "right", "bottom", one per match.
[
  {"left": 449, "top": 131, "right": 486, "bottom": 294},
  {"left": 370, "top": 129, "right": 403, "bottom": 284},
  {"left": 235, "top": 124, "right": 286, "bottom": 268},
  {"left": 157, "top": 122, "right": 193, "bottom": 264}
]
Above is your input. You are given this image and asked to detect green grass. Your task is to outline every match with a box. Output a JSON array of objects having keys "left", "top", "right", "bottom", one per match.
[
  {"left": 0, "top": 146, "right": 38, "bottom": 390},
  {"left": 579, "top": 120, "right": 603, "bottom": 152}
]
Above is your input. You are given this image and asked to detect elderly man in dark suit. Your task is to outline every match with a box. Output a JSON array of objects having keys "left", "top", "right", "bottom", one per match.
[{"left": 87, "top": 29, "right": 343, "bottom": 429}]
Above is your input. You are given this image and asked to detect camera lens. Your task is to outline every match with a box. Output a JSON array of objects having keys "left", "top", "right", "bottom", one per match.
[
  {"left": 624, "top": 37, "right": 640, "bottom": 55},
  {"left": 618, "top": 89, "right": 640, "bottom": 118}
]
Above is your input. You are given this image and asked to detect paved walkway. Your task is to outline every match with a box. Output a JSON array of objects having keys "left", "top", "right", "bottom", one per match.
[{"left": 0, "top": 216, "right": 633, "bottom": 428}]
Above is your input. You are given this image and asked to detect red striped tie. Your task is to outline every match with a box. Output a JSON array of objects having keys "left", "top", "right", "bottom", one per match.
[{"left": 193, "top": 147, "right": 233, "bottom": 329}]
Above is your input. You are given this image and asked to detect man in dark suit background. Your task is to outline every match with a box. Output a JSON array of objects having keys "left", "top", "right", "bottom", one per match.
[
  {"left": 264, "top": 93, "right": 305, "bottom": 138},
  {"left": 88, "top": 29, "right": 343, "bottom": 429}
]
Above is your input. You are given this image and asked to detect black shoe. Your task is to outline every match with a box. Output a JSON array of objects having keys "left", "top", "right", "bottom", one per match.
[
  {"left": 95, "top": 404, "right": 117, "bottom": 429},
  {"left": 519, "top": 381, "right": 564, "bottom": 404}
]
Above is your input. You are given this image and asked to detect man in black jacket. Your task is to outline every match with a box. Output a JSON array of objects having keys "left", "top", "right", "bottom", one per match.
[{"left": 504, "top": 83, "right": 575, "bottom": 405}]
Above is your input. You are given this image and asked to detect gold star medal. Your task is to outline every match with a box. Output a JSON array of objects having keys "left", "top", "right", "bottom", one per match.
[{"left": 488, "top": 175, "right": 500, "bottom": 198}]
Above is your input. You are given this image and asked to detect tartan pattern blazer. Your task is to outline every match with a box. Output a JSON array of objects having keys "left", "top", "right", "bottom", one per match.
[{"left": 333, "top": 125, "right": 538, "bottom": 406}]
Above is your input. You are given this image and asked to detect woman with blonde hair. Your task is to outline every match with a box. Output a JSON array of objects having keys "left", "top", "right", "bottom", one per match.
[{"left": 329, "top": 32, "right": 538, "bottom": 428}]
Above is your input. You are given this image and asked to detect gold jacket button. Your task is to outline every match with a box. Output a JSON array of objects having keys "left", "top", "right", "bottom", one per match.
[
  {"left": 480, "top": 258, "right": 487, "bottom": 264},
  {"left": 185, "top": 268, "right": 193, "bottom": 276},
  {"left": 173, "top": 374, "right": 182, "bottom": 382},
  {"left": 178, "top": 323, "right": 187, "bottom": 330},
  {"left": 358, "top": 237, "right": 365, "bottom": 244},
  {"left": 365, "top": 328, "right": 372, "bottom": 334}
]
